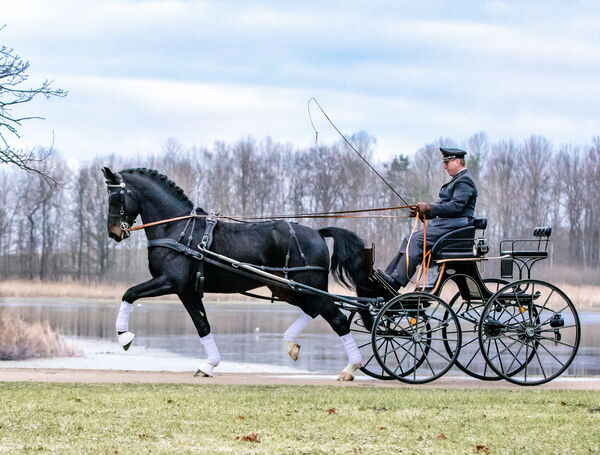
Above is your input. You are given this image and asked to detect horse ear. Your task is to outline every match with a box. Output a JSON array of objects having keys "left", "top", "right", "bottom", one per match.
[{"left": 102, "top": 167, "right": 118, "bottom": 183}]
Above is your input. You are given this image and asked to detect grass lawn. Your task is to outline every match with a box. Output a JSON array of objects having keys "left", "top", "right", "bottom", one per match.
[{"left": 0, "top": 383, "right": 598, "bottom": 454}]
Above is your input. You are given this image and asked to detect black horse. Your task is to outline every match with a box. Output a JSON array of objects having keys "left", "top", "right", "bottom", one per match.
[{"left": 103, "top": 167, "right": 376, "bottom": 380}]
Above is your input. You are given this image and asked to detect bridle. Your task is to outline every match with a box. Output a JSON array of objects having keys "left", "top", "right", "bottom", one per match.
[{"left": 106, "top": 171, "right": 136, "bottom": 238}]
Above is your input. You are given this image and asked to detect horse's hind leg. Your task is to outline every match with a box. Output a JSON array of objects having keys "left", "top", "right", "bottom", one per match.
[
  {"left": 317, "top": 297, "right": 364, "bottom": 381},
  {"left": 179, "top": 291, "right": 221, "bottom": 377}
]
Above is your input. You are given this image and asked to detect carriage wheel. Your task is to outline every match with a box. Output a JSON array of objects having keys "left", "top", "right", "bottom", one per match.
[
  {"left": 442, "top": 278, "right": 508, "bottom": 381},
  {"left": 347, "top": 310, "right": 395, "bottom": 380},
  {"left": 372, "top": 292, "right": 461, "bottom": 384},
  {"left": 479, "top": 279, "right": 581, "bottom": 386}
]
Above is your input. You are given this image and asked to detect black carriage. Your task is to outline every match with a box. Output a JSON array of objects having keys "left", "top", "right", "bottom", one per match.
[{"left": 350, "top": 220, "right": 580, "bottom": 386}]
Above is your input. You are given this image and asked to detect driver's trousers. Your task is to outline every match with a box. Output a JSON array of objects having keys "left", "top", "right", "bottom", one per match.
[{"left": 385, "top": 217, "right": 471, "bottom": 287}]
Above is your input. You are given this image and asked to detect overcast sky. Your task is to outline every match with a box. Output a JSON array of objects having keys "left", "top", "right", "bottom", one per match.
[{"left": 2, "top": 0, "right": 599, "bottom": 164}]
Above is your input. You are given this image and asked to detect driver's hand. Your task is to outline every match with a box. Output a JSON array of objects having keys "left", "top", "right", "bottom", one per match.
[{"left": 416, "top": 202, "right": 431, "bottom": 216}]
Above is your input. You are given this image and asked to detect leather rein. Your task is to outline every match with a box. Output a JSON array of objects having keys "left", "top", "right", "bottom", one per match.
[{"left": 127, "top": 204, "right": 418, "bottom": 232}]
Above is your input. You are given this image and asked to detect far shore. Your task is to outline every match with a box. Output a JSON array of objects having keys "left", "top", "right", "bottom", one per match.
[{"left": 1, "top": 279, "right": 600, "bottom": 310}]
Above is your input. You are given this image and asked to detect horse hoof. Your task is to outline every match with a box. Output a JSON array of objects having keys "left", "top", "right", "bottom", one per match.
[
  {"left": 117, "top": 331, "right": 135, "bottom": 351},
  {"left": 194, "top": 362, "right": 215, "bottom": 377},
  {"left": 337, "top": 372, "right": 354, "bottom": 381},
  {"left": 284, "top": 340, "right": 301, "bottom": 361},
  {"left": 337, "top": 363, "right": 362, "bottom": 381}
]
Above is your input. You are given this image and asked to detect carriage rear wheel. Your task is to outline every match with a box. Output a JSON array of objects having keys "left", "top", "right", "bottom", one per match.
[
  {"left": 347, "top": 310, "right": 395, "bottom": 380},
  {"left": 478, "top": 279, "right": 581, "bottom": 386},
  {"left": 372, "top": 292, "right": 461, "bottom": 384}
]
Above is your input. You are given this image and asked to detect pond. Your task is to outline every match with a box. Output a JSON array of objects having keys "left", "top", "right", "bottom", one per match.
[{"left": 0, "top": 299, "right": 598, "bottom": 378}]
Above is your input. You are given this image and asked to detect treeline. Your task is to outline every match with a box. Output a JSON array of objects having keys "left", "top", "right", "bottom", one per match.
[{"left": 0, "top": 132, "right": 599, "bottom": 284}]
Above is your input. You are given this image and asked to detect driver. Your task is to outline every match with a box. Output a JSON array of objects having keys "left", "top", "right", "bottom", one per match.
[{"left": 379, "top": 147, "right": 478, "bottom": 291}]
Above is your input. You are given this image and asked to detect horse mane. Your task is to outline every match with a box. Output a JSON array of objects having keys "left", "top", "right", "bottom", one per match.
[{"left": 121, "top": 168, "right": 195, "bottom": 210}]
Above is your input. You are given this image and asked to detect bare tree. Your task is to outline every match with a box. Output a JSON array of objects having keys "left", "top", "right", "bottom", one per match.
[
  {"left": 0, "top": 26, "right": 66, "bottom": 180},
  {"left": 557, "top": 146, "right": 585, "bottom": 263}
]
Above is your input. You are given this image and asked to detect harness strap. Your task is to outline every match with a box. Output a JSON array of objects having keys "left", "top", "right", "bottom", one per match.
[
  {"left": 147, "top": 238, "right": 327, "bottom": 274},
  {"left": 284, "top": 220, "right": 310, "bottom": 278},
  {"left": 195, "top": 211, "right": 218, "bottom": 297},
  {"left": 148, "top": 238, "right": 204, "bottom": 259},
  {"left": 199, "top": 211, "right": 218, "bottom": 250}
]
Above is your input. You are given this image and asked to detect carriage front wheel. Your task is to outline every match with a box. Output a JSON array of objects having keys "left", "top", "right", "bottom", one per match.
[
  {"left": 478, "top": 279, "right": 581, "bottom": 386},
  {"left": 371, "top": 292, "right": 462, "bottom": 384}
]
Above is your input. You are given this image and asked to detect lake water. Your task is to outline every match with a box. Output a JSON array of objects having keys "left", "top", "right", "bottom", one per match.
[{"left": 0, "top": 298, "right": 598, "bottom": 378}]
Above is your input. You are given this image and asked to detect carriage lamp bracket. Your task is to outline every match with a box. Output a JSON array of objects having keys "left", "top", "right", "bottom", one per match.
[
  {"left": 473, "top": 237, "right": 489, "bottom": 256},
  {"left": 550, "top": 313, "right": 564, "bottom": 328}
]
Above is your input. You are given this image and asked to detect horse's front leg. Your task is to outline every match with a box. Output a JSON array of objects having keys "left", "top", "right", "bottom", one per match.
[
  {"left": 179, "top": 291, "right": 221, "bottom": 377},
  {"left": 116, "top": 275, "right": 175, "bottom": 350}
]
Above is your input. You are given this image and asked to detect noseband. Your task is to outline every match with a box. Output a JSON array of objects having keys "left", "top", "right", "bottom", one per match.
[{"left": 106, "top": 172, "right": 136, "bottom": 236}]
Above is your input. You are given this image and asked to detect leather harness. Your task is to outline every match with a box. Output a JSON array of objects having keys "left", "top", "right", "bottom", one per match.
[{"left": 147, "top": 212, "right": 327, "bottom": 299}]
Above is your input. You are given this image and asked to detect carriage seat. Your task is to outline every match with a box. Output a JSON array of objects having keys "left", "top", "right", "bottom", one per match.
[
  {"left": 430, "top": 218, "right": 487, "bottom": 260},
  {"left": 499, "top": 226, "right": 551, "bottom": 258}
]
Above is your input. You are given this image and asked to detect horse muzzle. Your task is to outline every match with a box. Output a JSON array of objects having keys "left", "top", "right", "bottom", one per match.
[{"left": 108, "top": 222, "right": 131, "bottom": 242}]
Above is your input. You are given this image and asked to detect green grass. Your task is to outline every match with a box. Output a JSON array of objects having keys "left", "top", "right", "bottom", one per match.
[{"left": 0, "top": 383, "right": 598, "bottom": 454}]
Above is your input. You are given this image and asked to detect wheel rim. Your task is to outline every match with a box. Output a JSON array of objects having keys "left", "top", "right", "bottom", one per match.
[
  {"left": 372, "top": 292, "right": 461, "bottom": 384},
  {"left": 347, "top": 310, "right": 394, "bottom": 380},
  {"left": 479, "top": 279, "right": 581, "bottom": 385}
]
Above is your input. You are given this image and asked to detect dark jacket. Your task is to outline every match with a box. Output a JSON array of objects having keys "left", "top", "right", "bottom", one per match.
[{"left": 428, "top": 169, "right": 477, "bottom": 219}]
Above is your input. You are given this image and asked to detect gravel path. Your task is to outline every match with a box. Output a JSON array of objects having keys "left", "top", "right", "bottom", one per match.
[{"left": 1, "top": 368, "right": 598, "bottom": 390}]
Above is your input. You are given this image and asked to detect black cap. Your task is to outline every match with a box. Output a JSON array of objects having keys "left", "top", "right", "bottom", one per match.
[{"left": 440, "top": 147, "right": 467, "bottom": 159}]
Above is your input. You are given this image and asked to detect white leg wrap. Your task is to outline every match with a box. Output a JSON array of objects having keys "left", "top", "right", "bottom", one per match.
[
  {"left": 341, "top": 333, "right": 363, "bottom": 365},
  {"left": 116, "top": 301, "right": 133, "bottom": 333},
  {"left": 283, "top": 312, "right": 313, "bottom": 341},
  {"left": 200, "top": 334, "right": 221, "bottom": 366}
]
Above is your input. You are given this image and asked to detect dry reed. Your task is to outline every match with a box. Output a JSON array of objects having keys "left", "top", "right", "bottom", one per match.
[
  {"left": 0, "top": 279, "right": 598, "bottom": 309},
  {"left": 0, "top": 310, "right": 81, "bottom": 360}
]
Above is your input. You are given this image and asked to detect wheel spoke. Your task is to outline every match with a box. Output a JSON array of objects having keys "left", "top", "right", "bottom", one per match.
[
  {"left": 534, "top": 344, "right": 547, "bottom": 379},
  {"left": 425, "top": 343, "right": 452, "bottom": 363},
  {"left": 461, "top": 337, "right": 479, "bottom": 348},
  {"left": 503, "top": 337, "right": 526, "bottom": 373},
  {"left": 492, "top": 339, "right": 504, "bottom": 374},
  {"left": 536, "top": 339, "right": 566, "bottom": 368},
  {"left": 537, "top": 335, "right": 576, "bottom": 349},
  {"left": 537, "top": 288, "right": 555, "bottom": 315},
  {"left": 464, "top": 345, "right": 481, "bottom": 369},
  {"left": 524, "top": 336, "right": 530, "bottom": 381},
  {"left": 485, "top": 337, "right": 519, "bottom": 363},
  {"left": 538, "top": 324, "right": 577, "bottom": 332},
  {"left": 418, "top": 342, "right": 436, "bottom": 375}
]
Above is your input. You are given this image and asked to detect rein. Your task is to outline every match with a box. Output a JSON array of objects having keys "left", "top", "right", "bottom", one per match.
[{"left": 126, "top": 204, "right": 417, "bottom": 232}]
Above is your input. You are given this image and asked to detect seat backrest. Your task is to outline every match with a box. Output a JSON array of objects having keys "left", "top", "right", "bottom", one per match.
[
  {"left": 430, "top": 226, "right": 475, "bottom": 258},
  {"left": 533, "top": 226, "right": 552, "bottom": 237}
]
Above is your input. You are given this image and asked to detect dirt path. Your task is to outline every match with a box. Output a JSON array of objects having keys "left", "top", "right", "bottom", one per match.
[{"left": 1, "top": 368, "right": 599, "bottom": 390}]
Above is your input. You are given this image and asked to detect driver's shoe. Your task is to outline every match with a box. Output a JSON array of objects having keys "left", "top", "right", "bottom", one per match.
[{"left": 377, "top": 270, "right": 401, "bottom": 291}]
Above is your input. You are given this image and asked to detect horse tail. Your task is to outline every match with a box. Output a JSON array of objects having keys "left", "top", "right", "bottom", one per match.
[{"left": 318, "top": 226, "right": 370, "bottom": 292}]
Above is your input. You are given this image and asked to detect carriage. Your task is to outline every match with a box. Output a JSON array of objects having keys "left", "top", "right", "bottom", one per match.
[
  {"left": 103, "top": 167, "right": 580, "bottom": 386},
  {"left": 347, "top": 220, "right": 580, "bottom": 386}
]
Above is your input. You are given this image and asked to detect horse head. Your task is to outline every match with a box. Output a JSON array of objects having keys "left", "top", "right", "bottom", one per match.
[{"left": 102, "top": 167, "right": 141, "bottom": 242}]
